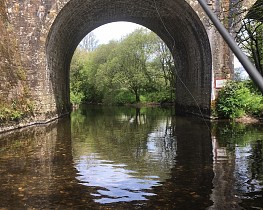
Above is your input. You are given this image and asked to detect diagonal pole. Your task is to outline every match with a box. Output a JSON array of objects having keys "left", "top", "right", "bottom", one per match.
[{"left": 197, "top": 0, "right": 263, "bottom": 93}]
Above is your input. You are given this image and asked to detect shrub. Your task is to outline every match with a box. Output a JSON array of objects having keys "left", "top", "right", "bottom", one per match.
[
  {"left": 144, "top": 89, "right": 173, "bottom": 103},
  {"left": 0, "top": 106, "right": 23, "bottom": 122},
  {"left": 114, "top": 89, "right": 136, "bottom": 105},
  {"left": 216, "top": 81, "right": 263, "bottom": 119},
  {"left": 70, "top": 92, "right": 84, "bottom": 105}
]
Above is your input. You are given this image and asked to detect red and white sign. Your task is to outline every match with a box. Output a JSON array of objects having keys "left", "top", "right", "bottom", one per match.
[{"left": 215, "top": 79, "right": 227, "bottom": 89}]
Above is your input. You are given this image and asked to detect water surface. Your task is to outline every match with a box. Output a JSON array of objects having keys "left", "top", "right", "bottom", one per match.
[{"left": 0, "top": 106, "right": 262, "bottom": 209}]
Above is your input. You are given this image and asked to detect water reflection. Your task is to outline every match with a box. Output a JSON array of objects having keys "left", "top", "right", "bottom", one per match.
[
  {"left": 211, "top": 122, "right": 263, "bottom": 209},
  {"left": 0, "top": 106, "right": 262, "bottom": 209},
  {"left": 72, "top": 107, "right": 177, "bottom": 204}
]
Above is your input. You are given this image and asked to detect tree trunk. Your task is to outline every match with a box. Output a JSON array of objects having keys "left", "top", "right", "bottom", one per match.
[{"left": 135, "top": 89, "right": 140, "bottom": 103}]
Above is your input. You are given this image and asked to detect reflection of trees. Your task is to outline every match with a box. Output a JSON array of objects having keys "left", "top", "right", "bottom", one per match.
[
  {"left": 212, "top": 121, "right": 263, "bottom": 208},
  {"left": 213, "top": 122, "right": 263, "bottom": 149},
  {"left": 234, "top": 141, "right": 263, "bottom": 209},
  {"left": 139, "top": 116, "right": 214, "bottom": 210},
  {"left": 71, "top": 106, "right": 177, "bottom": 180},
  {"left": 251, "top": 140, "right": 263, "bottom": 181}
]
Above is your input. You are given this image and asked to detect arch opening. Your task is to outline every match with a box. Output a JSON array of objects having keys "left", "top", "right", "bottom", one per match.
[
  {"left": 46, "top": 0, "right": 212, "bottom": 116},
  {"left": 71, "top": 22, "right": 177, "bottom": 106}
]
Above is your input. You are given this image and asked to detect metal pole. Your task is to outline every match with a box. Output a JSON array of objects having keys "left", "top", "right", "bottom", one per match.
[{"left": 198, "top": 0, "right": 263, "bottom": 93}]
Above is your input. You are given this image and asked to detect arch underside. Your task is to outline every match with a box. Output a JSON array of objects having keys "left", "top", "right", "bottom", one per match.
[{"left": 46, "top": 0, "right": 212, "bottom": 116}]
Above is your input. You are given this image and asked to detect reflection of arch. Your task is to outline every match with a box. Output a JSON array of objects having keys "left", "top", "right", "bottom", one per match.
[{"left": 46, "top": 0, "right": 212, "bottom": 116}]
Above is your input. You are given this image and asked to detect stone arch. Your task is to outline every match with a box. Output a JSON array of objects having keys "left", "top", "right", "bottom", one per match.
[{"left": 46, "top": 0, "right": 212, "bottom": 116}]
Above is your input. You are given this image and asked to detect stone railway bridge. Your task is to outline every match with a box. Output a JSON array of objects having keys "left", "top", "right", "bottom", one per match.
[{"left": 0, "top": 0, "right": 256, "bottom": 130}]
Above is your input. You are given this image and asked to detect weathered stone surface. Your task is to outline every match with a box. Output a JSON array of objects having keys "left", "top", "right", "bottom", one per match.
[
  {"left": 186, "top": 0, "right": 256, "bottom": 100},
  {"left": 0, "top": 0, "right": 256, "bottom": 131}
]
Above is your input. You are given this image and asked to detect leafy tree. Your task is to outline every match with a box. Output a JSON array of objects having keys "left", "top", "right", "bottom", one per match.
[
  {"left": 151, "top": 35, "right": 176, "bottom": 102},
  {"left": 94, "top": 29, "right": 167, "bottom": 104},
  {"left": 70, "top": 49, "right": 103, "bottom": 105},
  {"left": 113, "top": 29, "right": 155, "bottom": 102},
  {"left": 93, "top": 41, "right": 122, "bottom": 103},
  {"left": 70, "top": 49, "right": 86, "bottom": 104},
  {"left": 236, "top": 19, "right": 263, "bottom": 76},
  {"left": 70, "top": 28, "right": 175, "bottom": 105}
]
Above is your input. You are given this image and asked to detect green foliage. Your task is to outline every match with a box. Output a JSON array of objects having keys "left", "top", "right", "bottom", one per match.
[
  {"left": 216, "top": 81, "right": 263, "bottom": 119},
  {"left": 213, "top": 121, "right": 263, "bottom": 150},
  {"left": 70, "top": 28, "right": 175, "bottom": 105},
  {"left": 0, "top": 107, "right": 21, "bottom": 122},
  {"left": 144, "top": 88, "right": 173, "bottom": 103},
  {"left": 70, "top": 49, "right": 103, "bottom": 105},
  {"left": 237, "top": 19, "right": 263, "bottom": 76},
  {"left": 70, "top": 91, "right": 84, "bottom": 105},
  {"left": 114, "top": 90, "right": 136, "bottom": 105},
  {"left": 0, "top": 99, "right": 33, "bottom": 123}
]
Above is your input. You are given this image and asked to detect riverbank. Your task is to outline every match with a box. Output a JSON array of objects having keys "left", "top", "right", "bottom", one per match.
[
  {"left": 0, "top": 104, "right": 262, "bottom": 134},
  {"left": 235, "top": 115, "right": 263, "bottom": 124},
  {"left": 0, "top": 112, "right": 70, "bottom": 134}
]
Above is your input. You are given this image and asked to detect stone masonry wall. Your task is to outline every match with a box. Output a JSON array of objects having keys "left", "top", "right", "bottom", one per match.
[
  {"left": 0, "top": 0, "right": 256, "bottom": 132},
  {"left": 0, "top": 0, "right": 34, "bottom": 126},
  {"left": 0, "top": 0, "right": 70, "bottom": 132},
  {"left": 45, "top": 0, "right": 212, "bottom": 116},
  {"left": 186, "top": 0, "right": 256, "bottom": 101}
]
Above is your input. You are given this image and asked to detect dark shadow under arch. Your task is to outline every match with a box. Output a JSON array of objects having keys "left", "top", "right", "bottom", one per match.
[{"left": 46, "top": 0, "right": 212, "bottom": 116}]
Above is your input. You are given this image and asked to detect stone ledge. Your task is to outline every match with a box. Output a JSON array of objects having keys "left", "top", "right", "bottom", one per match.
[{"left": 0, "top": 112, "right": 70, "bottom": 134}]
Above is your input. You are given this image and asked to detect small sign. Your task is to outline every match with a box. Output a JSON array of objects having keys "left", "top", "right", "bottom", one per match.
[{"left": 215, "top": 79, "right": 227, "bottom": 89}]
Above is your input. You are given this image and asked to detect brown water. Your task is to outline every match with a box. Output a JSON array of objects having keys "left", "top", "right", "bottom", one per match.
[{"left": 0, "top": 106, "right": 262, "bottom": 209}]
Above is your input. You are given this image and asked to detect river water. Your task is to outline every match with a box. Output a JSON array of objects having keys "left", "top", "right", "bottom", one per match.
[{"left": 0, "top": 106, "right": 262, "bottom": 209}]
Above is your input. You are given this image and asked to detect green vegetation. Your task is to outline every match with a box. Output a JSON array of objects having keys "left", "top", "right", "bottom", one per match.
[
  {"left": 216, "top": 81, "right": 263, "bottom": 119},
  {"left": 211, "top": 0, "right": 263, "bottom": 119},
  {"left": 71, "top": 17, "right": 262, "bottom": 120},
  {"left": 0, "top": 99, "right": 33, "bottom": 123},
  {"left": 0, "top": 107, "right": 23, "bottom": 122},
  {"left": 0, "top": 7, "right": 34, "bottom": 125},
  {"left": 237, "top": 19, "right": 263, "bottom": 76},
  {"left": 70, "top": 28, "right": 175, "bottom": 106},
  {"left": 213, "top": 121, "right": 263, "bottom": 149},
  {"left": 216, "top": 3, "right": 263, "bottom": 120}
]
